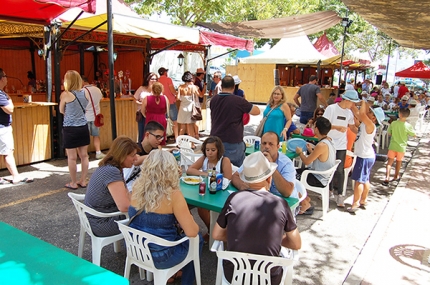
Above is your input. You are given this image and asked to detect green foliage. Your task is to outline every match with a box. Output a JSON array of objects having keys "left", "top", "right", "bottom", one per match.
[{"left": 125, "top": 0, "right": 424, "bottom": 61}]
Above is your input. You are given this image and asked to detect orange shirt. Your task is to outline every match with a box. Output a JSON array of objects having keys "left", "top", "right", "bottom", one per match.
[{"left": 345, "top": 127, "right": 357, "bottom": 168}]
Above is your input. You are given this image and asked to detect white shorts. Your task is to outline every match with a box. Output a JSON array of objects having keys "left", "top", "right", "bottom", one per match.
[{"left": 0, "top": 126, "right": 14, "bottom": 155}]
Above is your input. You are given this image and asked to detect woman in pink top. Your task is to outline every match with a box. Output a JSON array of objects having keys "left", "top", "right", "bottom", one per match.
[{"left": 141, "top": 82, "right": 169, "bottom": 145}]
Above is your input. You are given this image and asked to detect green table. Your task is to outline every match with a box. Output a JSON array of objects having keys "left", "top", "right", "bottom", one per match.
[
  {"left": 0, "top": 222, "right": 128, "bottom": 285},
  {"left": 180, "top": 181, "right": 299, "bottom": 213},
  {"left": 180, "top": 180, "right": 300, "bottom": 246},
  {"left": 245, "top": 147, "right": 298, "bottom": 160},
  {"left": 291, "top": 133, "right": 319, "bottom": 142}
]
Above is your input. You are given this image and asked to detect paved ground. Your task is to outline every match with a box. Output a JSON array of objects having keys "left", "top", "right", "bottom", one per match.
[{"left": 1, "top": 106, "right": 429, "bottom": 284}]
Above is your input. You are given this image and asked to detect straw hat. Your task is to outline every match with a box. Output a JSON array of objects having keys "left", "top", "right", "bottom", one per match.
[
  {"left": 196, "top": 68, "right": 206, "bottom": 74},
  {"left": 239, "top": 152, "right": 277, "bottom": 183}
]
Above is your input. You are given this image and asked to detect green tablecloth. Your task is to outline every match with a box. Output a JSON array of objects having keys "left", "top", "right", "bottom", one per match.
[
  {"left": 0, "top": 222, "right": 128, "bottom": 285},
  {"left": 180, "top": 180, "right": 299, "bottom": 213},
  {"left": 291, "top": 133, "right": 319, "bottom": 142}
]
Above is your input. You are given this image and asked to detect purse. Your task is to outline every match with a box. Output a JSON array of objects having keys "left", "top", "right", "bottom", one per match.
[
  {"left": 191, "top": 93, "right": 202, "bottom": 121},
  {"left": 135, "top": 111, "right": 143, "bottom": 122},
  {"left": 255, "top": 104, "right": 280, "bottom": 137},
  {"left": 85, "top": 87, "right": 104, "bottom": 127}
]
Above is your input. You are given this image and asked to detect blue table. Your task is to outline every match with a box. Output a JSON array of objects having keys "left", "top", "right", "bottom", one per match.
[{"left": 0, "top": 222, "right": 128, "bottom": 285}]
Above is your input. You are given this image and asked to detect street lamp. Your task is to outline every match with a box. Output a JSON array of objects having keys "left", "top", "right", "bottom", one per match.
[
  {"left": 338, "top": 15, "right": 353, "bottom": 96},
  {"left": 177, "top": 53, "right": 184, "bottom": 67}
]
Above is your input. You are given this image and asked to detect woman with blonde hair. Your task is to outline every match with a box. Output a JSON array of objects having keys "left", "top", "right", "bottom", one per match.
[
  {"left": 129, "top": 149, "right": 202, "bottom": 285},
  {"left": 141, "top": 81, "right": 169, "bottom": 145},
  {"left": 262, "top": 85, "right": 292, "bottom": 141},
  {"left": 59, "top": 70, "right": 90, "bottom": 189},
  {"left": 85, "top": 136, "right": 139, "bottom": 237}
]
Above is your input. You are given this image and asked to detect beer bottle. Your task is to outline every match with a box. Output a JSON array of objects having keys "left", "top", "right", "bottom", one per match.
[{"left": 209, "top": 167, "right": 217, "bottom": 194}]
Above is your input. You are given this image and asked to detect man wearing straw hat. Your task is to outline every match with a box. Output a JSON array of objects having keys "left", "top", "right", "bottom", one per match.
[{"left": 213, "top": 151, "right": 301, "bottom": 284}]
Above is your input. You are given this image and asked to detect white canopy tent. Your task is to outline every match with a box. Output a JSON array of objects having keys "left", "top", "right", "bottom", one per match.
[{"left": 240, "top": 35, "right": 333, "bottom": 65}]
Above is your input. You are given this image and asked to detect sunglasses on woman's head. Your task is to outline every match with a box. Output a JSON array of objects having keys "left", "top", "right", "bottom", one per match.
[{"left": 316, "top": 113, "right": 324, "bottom": 116}]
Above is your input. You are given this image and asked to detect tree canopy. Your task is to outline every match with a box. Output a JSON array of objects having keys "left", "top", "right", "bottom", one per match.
[{"left": 125, "top": 0, "right": 421, "bottom": 62}]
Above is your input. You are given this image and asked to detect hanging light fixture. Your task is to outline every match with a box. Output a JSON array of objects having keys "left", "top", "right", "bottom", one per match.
[{"left": 177, "top": 53, "right": 184, "bottom": 67}]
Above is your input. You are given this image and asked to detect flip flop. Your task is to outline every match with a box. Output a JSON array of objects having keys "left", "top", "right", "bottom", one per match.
[
  {"left": 5, "top": 178, "right": 34, "bottom": 185},
  {"left": 382, "top": 181, "right": 389, "bottom": 186},
  {"left": 347, "top": 207, "right": 359, "bottom": 213},
  {"left": 0, "top": 179, "right": 11, "bottom": 185},
  {"left": 298, "top": 206, "right": 314, "bottom": 215},
  {"left": 77, "top": 183, "right": 87, "bottom": 188},
  {"left": 64, "top": 183, "right": 78, "bottom": 190}
]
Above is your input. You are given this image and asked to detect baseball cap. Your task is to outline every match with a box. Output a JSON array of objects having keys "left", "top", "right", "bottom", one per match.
[{"left": 158, "top": 67, "right": 168, "bottom": 75}]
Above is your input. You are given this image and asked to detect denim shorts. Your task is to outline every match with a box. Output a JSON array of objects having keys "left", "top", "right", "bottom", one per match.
[
  {"left": 87, "top": 121, "right": 100, "bottom": 136},
  {"left": 169, "top": 103, "right": 178, "bottom": 121},
  {"left": 223, "top": 142, "right": 245, "bottom": 167}
]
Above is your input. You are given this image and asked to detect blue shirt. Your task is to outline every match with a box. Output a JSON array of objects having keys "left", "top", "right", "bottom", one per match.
[{"left": 238, "top": 152, "right": 297, "bottom": 198}]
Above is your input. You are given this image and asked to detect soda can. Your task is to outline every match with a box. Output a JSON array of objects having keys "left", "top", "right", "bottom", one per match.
[
  {"left": 172, "top": 149, "right": 181, "bottom": 164},
  {"left": 254, "top": 140, "right": 260, "bottom": 151},
  {"left": 216, "top": 173, "right": 223, "bottom": 191},
  {"left": 199, "top": 180, "right": 206, "bottom": 196}
]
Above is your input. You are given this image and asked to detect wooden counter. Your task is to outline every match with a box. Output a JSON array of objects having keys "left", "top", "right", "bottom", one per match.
[
  {"left": 89, "top": 97, "right": 137, "bottom": 152},
  {"left": 0, "top": 102, "right": 56, "bottom": 169},
  {"left": 9, "top": 93, "right": 48, "bottom": 103}
]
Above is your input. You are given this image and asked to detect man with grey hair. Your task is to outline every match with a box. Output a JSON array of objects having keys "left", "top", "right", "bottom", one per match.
[
  {"left": 210, "top": 75, "right": 260, "bottom": 166},
  {"left": 210, "top": 70, "right": 223, "bottom": 97}
]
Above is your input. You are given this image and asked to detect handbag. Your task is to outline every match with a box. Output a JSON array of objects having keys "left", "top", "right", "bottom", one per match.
[
  {"left": 166, "top": 118, "right": 174, "bottom": 137},
  {"left": 191, "top": 93, "right": 202, "bottom": 121},
  {"left": 255, "top": 104, "right": 280, "bottom": 137},
  {"left": 84, "top": 87, "right": 104, "bottom": 127},
  {"left": 135, "top": 111, "right": 143, "bottom": 122}
]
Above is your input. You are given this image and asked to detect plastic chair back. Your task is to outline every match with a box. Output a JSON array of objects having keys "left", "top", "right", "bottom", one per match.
[
  {"left": 299, "top": 160, "right": 341, "bottom": 220},
  {"left": 68, "top": 192, "right": 127, "bottom": 265},
  {"left": 180, "top": 148, "right": 203, "bottom": 171},
  {"left": 117, "top": 222, "right": 201, "bottom": 285},
  {"left": 176, "top": 135, "right": 202, "bottom": 149},
  {"left": 211, "top": 240, "right": 298, "bottom": 285},
  {"left": 243, "top": 135, "right": 261, "bottom": 146}
]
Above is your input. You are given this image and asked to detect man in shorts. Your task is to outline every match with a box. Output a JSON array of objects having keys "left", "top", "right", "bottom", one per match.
[
  {"left": 82, "top": 75, "right": 105, "bottom": 159},
  {"left": 0, "top": 68, "right": 30, "bottom": 185},
  {"left": 158, "top": 67, "right": 179, "bottom": 139},
  {"left": 383, "top": 108, "right": 416, "bottom": 186}
]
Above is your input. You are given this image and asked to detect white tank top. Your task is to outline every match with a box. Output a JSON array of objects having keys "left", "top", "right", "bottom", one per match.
[
  {"left": 354, "top": 122, "right": 376, "bottom": 158},
  {"left": 202, "top": 157, "right": 223, "bottom": 173}
]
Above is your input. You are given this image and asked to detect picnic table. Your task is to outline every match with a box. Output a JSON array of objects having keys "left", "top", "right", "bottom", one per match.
[{"left": 0, "top": 222, "right": 128, "bottom": 285}]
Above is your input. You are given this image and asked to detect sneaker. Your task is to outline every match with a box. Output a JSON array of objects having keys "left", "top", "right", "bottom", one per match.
[
  {"left": 329, "top": 191, "right": 336, "bottom": 200},
  {"left": 337, "top": 195, "right": 345, "bottom": 208},
  {"left": 96, "top": 152, "right": 106, "bottom": 159}
]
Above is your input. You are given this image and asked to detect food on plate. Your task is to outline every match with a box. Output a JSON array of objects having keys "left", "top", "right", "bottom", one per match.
[
  {"left": 245, "top": 143, "right": 253, "bottom": 148},
  {"left": 183, "top": 177, "right": 201, "bottom": 183}
]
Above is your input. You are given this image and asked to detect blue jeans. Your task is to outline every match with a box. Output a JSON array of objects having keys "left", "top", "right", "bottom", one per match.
[
  {"left": 137, "top": 116, "right": 146, "bottom": 144},
  {"left": 152, "top": 233, "right": 203, "bottom": 285},
  {"left": 223, "top": 142, "right": 245, "bottom": 167},
  {"left": 300, "top": 111, "right": 314, "bottom": 124}
]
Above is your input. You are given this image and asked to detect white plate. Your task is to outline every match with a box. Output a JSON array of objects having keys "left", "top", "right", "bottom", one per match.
[
  {"left": 245, "top": 143, "right": 253, "bottom": 148},
  {"left": 181, "top": 176, "right": 203, "bottom": 185}
]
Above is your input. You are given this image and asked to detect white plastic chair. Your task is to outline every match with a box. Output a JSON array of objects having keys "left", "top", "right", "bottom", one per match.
[
  {"left": 211, "top": 240, "right": 298, "bottom": 285},
  {"left": 299, "top": 160, "right": 341, "bottom": 220},
  {"left": 68, "top": 192, "right": 128, "bottom": 266},
  {"left": 176, "top": 135, "right": 203, "bottom": 149},
  {"left": 180, "top": 148, "right": 203, "bottom": 171},
  {"left": 294, "top": 179, "right": 307, "bottom": 217},
  {"left": 342, "top": 150, "right": 357, "bottom": 196},
  {"left": 381, "top": 121, "right": 390, "bottom": 149},
  {"left": 374, "top": 125, "right": 384, "bottom": 153},
  {"left": 117, "top": 222, "right": 201, "bottom": 285},
  {"left": 243, "top": 135, "right": 261, "bottom": 146}
]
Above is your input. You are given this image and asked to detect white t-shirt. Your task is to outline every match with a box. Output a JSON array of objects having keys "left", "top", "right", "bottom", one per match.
[
  {"left": 323, "top": 103, "right": 354, "bottom": 150},
  {"left": 84, "top": 85, "right": 103, "bottom": 121}
]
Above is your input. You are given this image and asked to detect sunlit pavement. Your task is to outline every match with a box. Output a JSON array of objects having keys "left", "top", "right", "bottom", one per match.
[{"left": 0, "top": 107, "right": 429, "bottom": 284}]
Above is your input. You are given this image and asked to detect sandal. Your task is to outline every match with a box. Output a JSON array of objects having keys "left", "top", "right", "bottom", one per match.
[
  {"left": 167, "top": 271, "right": 182, "bottom": 283},
  {"left": 298, "top": 206, "right": 314, "bottom": 215},
  {"left": 382, "top": 181, "right": 389, "bottom": 186}
]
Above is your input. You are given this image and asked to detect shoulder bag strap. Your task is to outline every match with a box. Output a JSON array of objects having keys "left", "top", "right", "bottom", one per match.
[
  {"left": 71, "top": 90, "right": 86, "bottom": 114},
  {"left": 264, "top": 104, "right": 281, "bottom": 120},
  {"left": 84, "top": 87, "right": 96, "bottom": 117},
  {"left": 127, "top": 208, "right": 144, "bottom": 226}
]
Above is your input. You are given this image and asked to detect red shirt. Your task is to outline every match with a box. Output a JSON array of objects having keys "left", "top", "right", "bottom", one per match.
[
  {"left": 158, "top": 75, "right": 176, "bottom": 103},
  {"left": 398, "top": 85, "right": 409, "bottom": 99}
]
